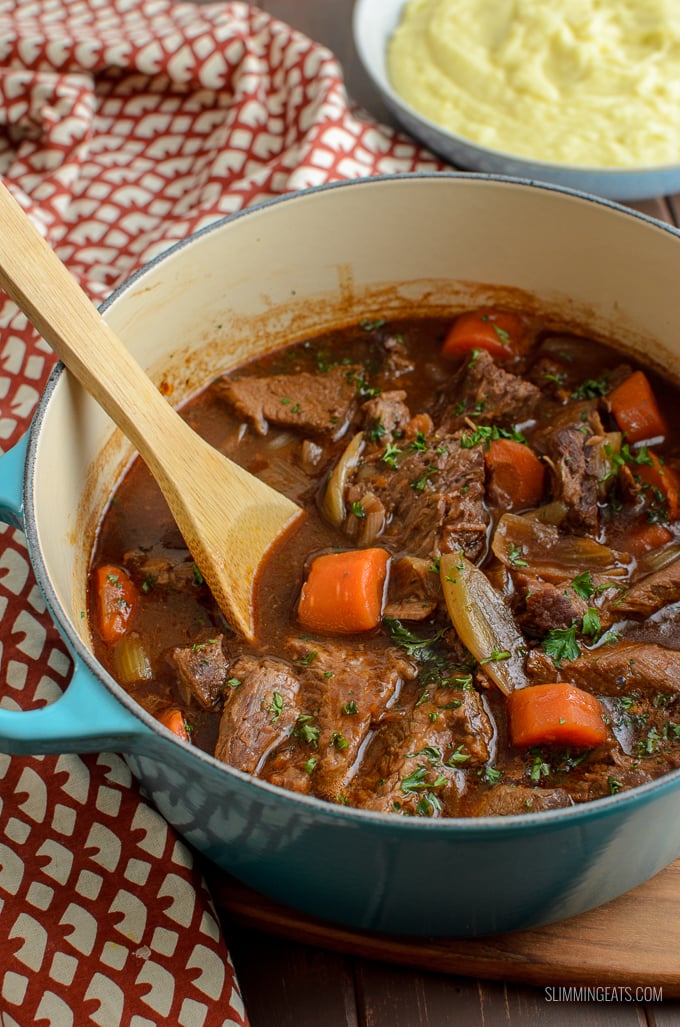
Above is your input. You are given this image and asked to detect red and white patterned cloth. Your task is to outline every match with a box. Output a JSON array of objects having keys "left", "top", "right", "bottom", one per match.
[{"left": 0, "top": 1, "right": 441, "bottom": 1024}]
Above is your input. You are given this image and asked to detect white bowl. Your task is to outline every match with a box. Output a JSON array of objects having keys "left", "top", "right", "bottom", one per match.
[{"left": 353, "top": 0, "right": 680, "bottom": 201}]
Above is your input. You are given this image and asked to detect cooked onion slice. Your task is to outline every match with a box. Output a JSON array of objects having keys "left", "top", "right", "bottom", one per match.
[
  {"left": 440, "top": 552, "right": 528, "bottom": 695},
  {"left": 492, "top": 512, "right": 630, "bottom": 582},
  {"left": 112, "top": 633, "right": 152, "bottom": 685},
  {"left": 321, "top": 430, "right": 365, "bottom": 527},
  {"left": 639, "top": 540, "right": 680, "bottom": 575}
]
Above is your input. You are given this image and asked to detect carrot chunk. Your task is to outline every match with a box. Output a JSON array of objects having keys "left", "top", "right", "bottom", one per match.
[
  {"left": 609, "top": 370, "right": 666, "bottom": 443},
  {"left": 635, "top": 451, "right": 680, "bottom": 521},
  {"left": 94, "top": 564, "right": 139, "bottom": 645},
  {"left": 297, "top": 548, "right": 390, "bottom": 634},
  {"left": 485, "top": 438, "right": 545, "bottom": 511},
  {"left": 441, "top": 308, "right": 525, "bottom": 361},
  {"left": 625, "top": 521, "right": 674, "bottom": 556},
  {"left": 509, "top": 682, "right": 608, "bottom": 749},
  {"left": 158, "top": 708, "right": 191, "bottom": 743}
]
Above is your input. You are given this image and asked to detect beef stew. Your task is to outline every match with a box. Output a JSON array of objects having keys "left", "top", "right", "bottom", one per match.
[{"left": 89, "top": 308, "right": 680, "bottom": 817}]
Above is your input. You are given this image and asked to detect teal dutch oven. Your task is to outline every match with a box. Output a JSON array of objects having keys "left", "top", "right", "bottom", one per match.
[{"left": 2, "top": 174, "right": 680, "bottom": 937}]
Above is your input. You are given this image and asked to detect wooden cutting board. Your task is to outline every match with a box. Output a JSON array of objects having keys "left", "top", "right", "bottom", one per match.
[{"left": 208, "top": 858, "right": 680, "bottom": 994}]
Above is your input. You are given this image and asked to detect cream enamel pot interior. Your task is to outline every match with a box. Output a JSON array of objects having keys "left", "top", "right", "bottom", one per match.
[{"left": 2, "top": 174, "right": 680, "bottom": 938}]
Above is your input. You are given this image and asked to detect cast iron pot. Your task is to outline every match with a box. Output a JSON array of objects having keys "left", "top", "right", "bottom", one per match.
[{"left": 2, "top": 174, "right": 680, "bottom": 938}]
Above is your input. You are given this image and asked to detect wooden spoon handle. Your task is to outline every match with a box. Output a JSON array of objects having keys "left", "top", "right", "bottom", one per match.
[
  {"left": 0, "top": 181, "right": 184, "bottom": 469},
  {"left": 0, "top": 181, "right": 302, "bottom": 640}
]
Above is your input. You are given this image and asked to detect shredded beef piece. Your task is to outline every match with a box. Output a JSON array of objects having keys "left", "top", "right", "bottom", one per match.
[
  {"left": 437, "top": 349, "right": 541, "bottom": 432},
  {"left": 171, "top": 636, "right": 229, "bottom": 709},
  {"left": 533, "top": 400, "right": 606, "bottom": 535},
  {"left": 214, "top": 656, "right": 301, "bottom": 774},
  {"left": 344, "top": 431, "right": 488, "bottom": 561},
  {"left": 527, "top": 641, "right": 680, "bottom": 700},
  {"left": 215, "top": 363, "right": 361, "bottom": 438}
]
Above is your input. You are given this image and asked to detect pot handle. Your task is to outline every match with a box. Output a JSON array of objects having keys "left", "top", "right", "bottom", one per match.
[
  {"left": 0, "top": 433, "right": 28, "bottom": 530},
  {"left": 0, "top": 655, "right": 148, "bottom": 755}
]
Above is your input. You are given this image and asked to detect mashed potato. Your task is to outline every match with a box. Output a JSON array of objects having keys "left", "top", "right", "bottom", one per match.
[{"left": 388, "top": 0, "right": 680, "bottom": 167}]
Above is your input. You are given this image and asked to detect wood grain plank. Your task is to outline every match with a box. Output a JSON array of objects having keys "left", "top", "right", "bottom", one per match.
[{"left": 224, "top": 923, "right": 359, "bottom": 1027}]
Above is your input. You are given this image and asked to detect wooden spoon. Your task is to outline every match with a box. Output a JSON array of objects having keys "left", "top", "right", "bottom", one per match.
[{"left": 0, "top": 181, "right": 303, "bottom": 641}]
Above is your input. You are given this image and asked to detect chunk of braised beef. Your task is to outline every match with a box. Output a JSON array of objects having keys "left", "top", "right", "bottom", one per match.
[
  {"left": 473, "top": 783, "right": 574, "bottom": 816},
  {"left": 124, "top": 546, "right": 197, "bottom": 591},
  {"left": 379, "top": 331, "right": 415, "bottom": 380},
  {"left": 607, "top": 556, "right": 680, "bottom": 620},
  {"left": 360, "top": 390, "right": 412, "bottom": 439},
  {"left": 383, "top": 555, "right": 442, "bottom": 621},
  {"left": 437, "top": 349, "right": 541, "bottom": 433},
  {"left": 261, "top": 638, "right": 417, "bottom": 803},
  {"left": 215, "top": 363, "right": 362, "bottom": 438},
  {"left": 527, "top": 332, "right": 632, "bottom": 401},
  {"left": 350, "top": 684, "right": 494, "bottom": 816},
  {"left": 515, "top": 575, "right": 589, "bottom": 636},
  {"left": 561, "top": 752, "right": 656, "bottom": 804},
  {"left": 214, "top": 656, "right": 301, "bottom": 774},
  {"left": 527, "top": 641, "right": 680, "bottom": 700},
  {"left": 345, "top": 431, "right": 488, "bottom": 561},
  {"left": 171, "top": 635, "right": 230, "bottom": 709},
  {"left": 532, "top": 400, "right": 605, "bottom": 535}
]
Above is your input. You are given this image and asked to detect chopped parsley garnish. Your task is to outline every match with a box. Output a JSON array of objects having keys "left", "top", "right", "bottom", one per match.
[
  {"left": 367, "top": 418, "right": 387, "bottom": 442},
  {"left": 400, "top": 765, "right": 430, "bottom": 793},
  {"left": 409, "top": 465, "right": 437, "bottom": 491},
  {"left": 529, "top": 752, "right": 551, "bottom": 782},
  {"left": 382, "top": 442, "right": 402, "bottom": 468},
  {"left": 507, "top": 544, "right": 528, "bottom": 568},
  {"left": 407, "top": 432, "right": 428, "bottom": 452},
  {"left": 415, "top": 792, "right": 442, "bottom": 817},
  {"left": 294, "top": 715, "right": 320, "bottom": 747},
  {"left": 478, "top": 765, "right": 503, "bottom": 785},
  {"left": 296, "top": 649, "right": 318, "bottom": 666},
  {"left": 541, "top": 624, "right": 580, "bottom": 666},
  {"left": 268, "top": 691, "right": 284, "bottom": 722},
  {"left": 571, "top": 376, "right": 610, "bottom": 400},
  {"left": 480, "top": 648, "right": 510, "bottom": 664},
  {"left": 571, "top": 570, "right": 595, "bottom": 600},
  {"left": 382, "top": 618, "right": 445, "bottom": 661},
  {"left": 445, "top": 744, "right": 470, "bottom": 766},
  {"left": 459, "top": 423, "right": 526, "bottom": 449},
  {"left": 581, "top": 607, "right": 602, "bottom": 640}
]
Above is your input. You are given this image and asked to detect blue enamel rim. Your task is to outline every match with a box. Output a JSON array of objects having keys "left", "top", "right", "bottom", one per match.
[{"left": 19, "top": 171, "right": 680, "bottom": 834}]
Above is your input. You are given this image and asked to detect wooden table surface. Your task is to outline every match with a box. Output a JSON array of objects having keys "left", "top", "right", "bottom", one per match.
[{"left": 202, "top": 2, "right": 680, "bottom": 1024}]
